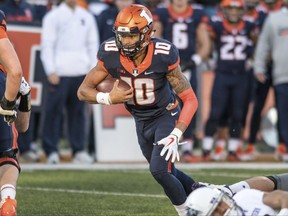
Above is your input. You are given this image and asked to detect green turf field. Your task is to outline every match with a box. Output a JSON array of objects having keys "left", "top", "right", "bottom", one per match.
[{"left": 16, "top": 167, "right": 288, "bottom": 216}]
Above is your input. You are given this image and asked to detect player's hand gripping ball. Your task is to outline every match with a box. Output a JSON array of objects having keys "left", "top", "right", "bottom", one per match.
[{"left": 96, "top": 75, "right": 131, "bottom": 92}]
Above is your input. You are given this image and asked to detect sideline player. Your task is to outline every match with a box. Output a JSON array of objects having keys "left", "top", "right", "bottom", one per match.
[
  {"left": 202, "top": 0, "right": 258, "bottom": 161},
  {"left": 78, "top": 4, "right": 199, "bottom": 216}
]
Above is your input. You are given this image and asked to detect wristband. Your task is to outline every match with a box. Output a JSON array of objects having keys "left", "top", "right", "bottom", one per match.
[
  {"left": 191, "top": 54, "right": 202, "bottom": 66},
  {"left": 1, "top": 96, "right": 16, "bottom": 110},
  {"left": 171, "top": 128, "right": 183, "bottom": 140},
  {"left": 277, "top": 208, "right": 288, "bottom": 216},
  {"left": 18, "top": 92, "right": 31, "bottom": 112},
  {"left": 96, "top": 92, "right": 111, "bottom": 105}
]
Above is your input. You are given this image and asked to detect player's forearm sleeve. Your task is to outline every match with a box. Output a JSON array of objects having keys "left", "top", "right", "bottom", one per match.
[{"left": 178, "top": 88, "right": 198, "bottom": 127}]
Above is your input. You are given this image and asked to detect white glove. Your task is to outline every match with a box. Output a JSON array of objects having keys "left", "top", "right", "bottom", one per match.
[
  {"left": 19, "top": 77, "right": 31, "bottom": 95},
  {"left": 157, "top": 128, "right": 183, "bottom": 163},
  {"left": 0, "top": 106, "right": 16, "bottom": 116}
]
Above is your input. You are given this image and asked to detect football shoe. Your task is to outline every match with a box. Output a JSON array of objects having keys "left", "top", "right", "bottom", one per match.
[{"left": 0, "top": 196, "right": 17, "bottom": 216}]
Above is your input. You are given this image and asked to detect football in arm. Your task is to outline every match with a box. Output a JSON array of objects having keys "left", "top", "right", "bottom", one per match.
[{"left": 96, "top": 74, "right": 131, "bottom": 93}]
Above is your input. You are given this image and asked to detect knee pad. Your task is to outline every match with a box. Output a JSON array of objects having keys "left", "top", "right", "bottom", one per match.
[
  {"left": 267, "top": 173, "right": 288, "bottom": 191},
  {"left": 0, "top": 149, "right": 20, "bottom": 172}
]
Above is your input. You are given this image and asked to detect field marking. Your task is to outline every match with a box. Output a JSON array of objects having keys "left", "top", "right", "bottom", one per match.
[
  {"left": 14, "top": 171, "right": 257, "bottom": 199},
  {"left": 16, "top": 171, "right": 263, "bottom": 200},
  {"left": 20, "top": 162, "right": 288, "bottom": 171},
  {"left": 17, "top": 186, "right": 167, "bottom": 199}
]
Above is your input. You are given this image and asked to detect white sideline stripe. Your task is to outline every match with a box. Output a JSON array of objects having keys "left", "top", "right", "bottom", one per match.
[
  {"left": 17, "top": 187, "right": 166, "bottom": 199},
  {"left": 20, "top": 162, "right": 288, "bottom": 171}
]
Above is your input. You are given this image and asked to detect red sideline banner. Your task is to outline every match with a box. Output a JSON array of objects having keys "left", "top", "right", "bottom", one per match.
[{"left": 7, "top": 25, "right": 45, "bottom": 112}]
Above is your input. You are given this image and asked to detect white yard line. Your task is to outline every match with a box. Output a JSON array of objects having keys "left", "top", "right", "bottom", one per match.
[
  {"left": 18, "top": 164, "right": 288, "bottom": 199},
  {"left": 13, "top": 169, "right": 271, "bottom": 199},
  {"left": 20, "top": 162, "right": 288, "bottom": 171},
  {"left": 17, "top": 186, "right": 167, "bottom": 199}
]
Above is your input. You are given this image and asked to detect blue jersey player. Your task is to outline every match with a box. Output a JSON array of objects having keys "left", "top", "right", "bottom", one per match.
[
  {"left": 213, "top": 0, "right": 267, "bottom": 162},
  {"left": 78, "top": 4, "right": 199, "bottom": 216},
  {"left": 0, "top": 10, "right": 32, "bottom": 216},
  {"left": 202, "top": 0, "right": 257, "bottom": 161},
  {"left": 153, "top": 0, "right": 210, "bottom": 162}
]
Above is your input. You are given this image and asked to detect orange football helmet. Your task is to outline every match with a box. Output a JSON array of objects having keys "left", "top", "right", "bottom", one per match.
[
  {"left": 113, "top": 4, "right": 154, "bottom": 57},
  {"left": 221, "top": 0, "right": 245, "bottom": 23}
]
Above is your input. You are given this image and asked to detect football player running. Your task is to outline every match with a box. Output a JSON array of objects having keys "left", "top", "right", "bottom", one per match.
[{"left": 78, "top": 4, "right": 198, "bottom": 216}]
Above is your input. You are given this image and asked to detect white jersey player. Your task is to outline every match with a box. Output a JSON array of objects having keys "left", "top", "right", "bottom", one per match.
[
  {"left": 234, "top": 189, "right": 276, "bottom": 215},
  {"left": 185, "top": 187, "right": 288, "bottom": 216}
]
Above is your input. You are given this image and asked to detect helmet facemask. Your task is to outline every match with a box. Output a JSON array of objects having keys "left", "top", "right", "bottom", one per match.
[
  {"left": 221, "top": 194, "right": 244, "bottom": 216},
  {"left": 113, "top": 26, "right": 150, "bottom": 58},
  {"left": 222, "top": 6, "right": 245, "bottom": 23}
]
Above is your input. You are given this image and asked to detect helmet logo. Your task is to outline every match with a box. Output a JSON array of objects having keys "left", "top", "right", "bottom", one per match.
[
  {"left": 140, "top": 9, "right": 152, "bottom": 25},
  {"left": 210, "top": 197, "right": 218, "bottom": 204},
  {"left": 132, "top": 69, "right": 138, "bottom": 76}
]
